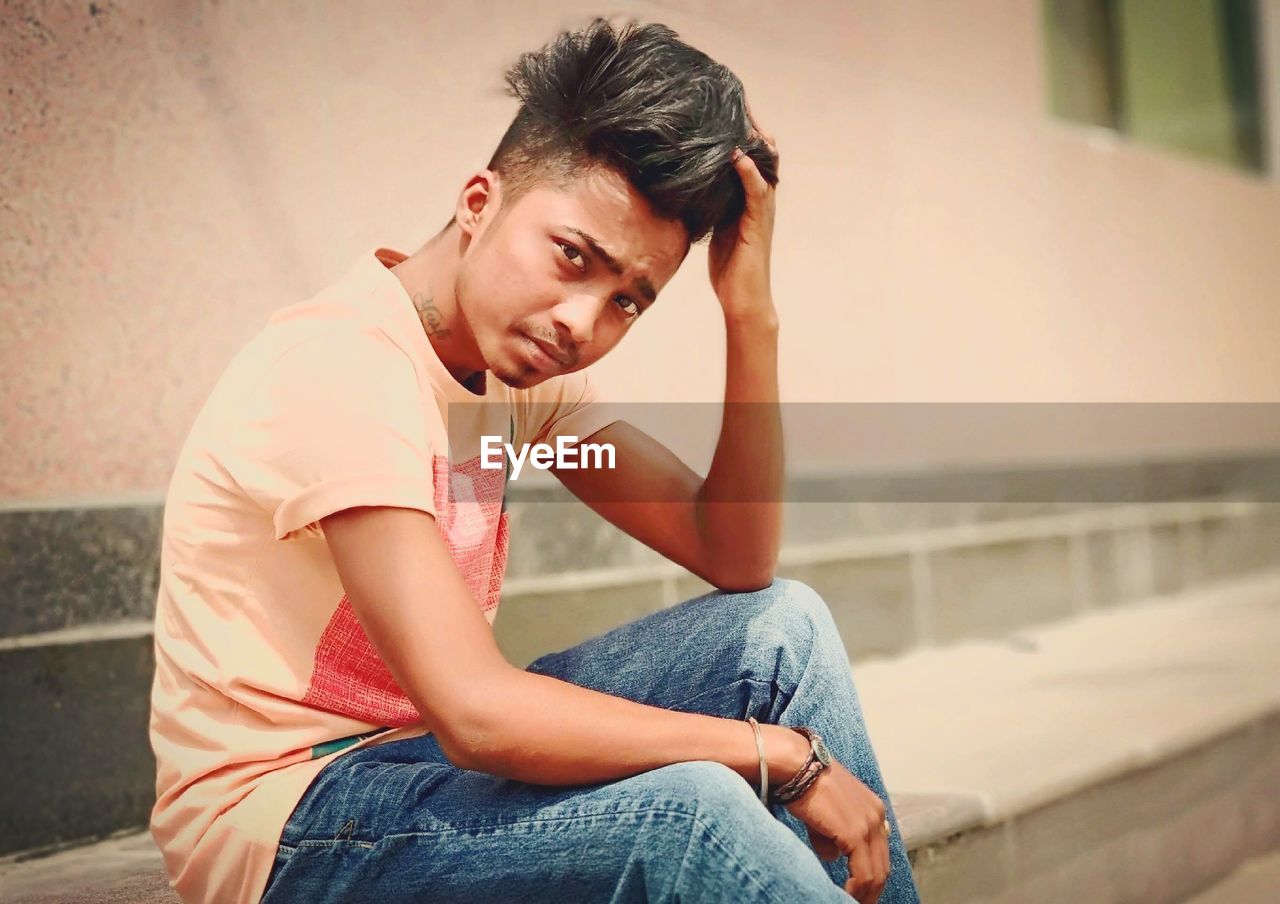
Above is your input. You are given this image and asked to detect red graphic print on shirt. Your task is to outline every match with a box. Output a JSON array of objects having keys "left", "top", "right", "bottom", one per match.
[{"left": 301, "top": 455, "right": 509, "bottom": 726}]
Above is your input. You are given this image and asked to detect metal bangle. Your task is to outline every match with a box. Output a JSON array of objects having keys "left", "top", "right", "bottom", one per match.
[{"left": 746, "top": 717, "right": 768, "bottom": 804}]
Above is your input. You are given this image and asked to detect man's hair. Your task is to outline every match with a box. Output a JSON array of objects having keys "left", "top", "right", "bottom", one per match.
[{"left": 488, "top": 18, "right": 778, "bottom": 243}]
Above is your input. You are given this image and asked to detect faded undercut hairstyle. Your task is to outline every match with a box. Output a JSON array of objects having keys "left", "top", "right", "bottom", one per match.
[{"left": 487, "top": 18, "right": 778, "bottom": 244}]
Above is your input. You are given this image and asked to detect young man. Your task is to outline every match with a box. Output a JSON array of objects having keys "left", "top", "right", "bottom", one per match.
[{"left": 149, "top": 19, "right": 920, "bottom": 904}]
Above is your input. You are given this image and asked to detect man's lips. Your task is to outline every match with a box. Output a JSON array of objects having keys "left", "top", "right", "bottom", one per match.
[{"left": 523, "top": 333, "right": 574, "bottom": 368}]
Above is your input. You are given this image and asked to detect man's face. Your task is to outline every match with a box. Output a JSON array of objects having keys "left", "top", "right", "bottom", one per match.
[{"left": 454, "top": 167, "right": 690, "bottom": 389}]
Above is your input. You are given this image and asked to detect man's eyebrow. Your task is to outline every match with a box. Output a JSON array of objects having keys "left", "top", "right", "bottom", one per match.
[{"left": 563, "top": 226, "right": 657, "bottom": 304}]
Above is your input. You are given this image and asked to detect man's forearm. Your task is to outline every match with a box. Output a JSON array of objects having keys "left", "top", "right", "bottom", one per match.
[
  {"left": 694, "top": 305, "right": 784, "bottom": 589},
  {"left": 445, "top": 664, "right": 809, "bottom": 790}
]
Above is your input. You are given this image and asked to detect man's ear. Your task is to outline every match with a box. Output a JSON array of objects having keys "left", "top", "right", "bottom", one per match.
[{"left": 455, "top": 170, "right": 502, "bottom": 240}]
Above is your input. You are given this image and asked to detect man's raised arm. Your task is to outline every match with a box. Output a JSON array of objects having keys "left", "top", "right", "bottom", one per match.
[{"left": 696, "top": 129, "right": 785, "bottom": 587}]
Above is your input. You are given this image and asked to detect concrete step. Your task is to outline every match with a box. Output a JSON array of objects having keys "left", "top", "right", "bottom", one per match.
[
  {"left": 1183, "top": 847, "right": 1280, "bottom": 903},
  {"left": 495, "top": 498, "right": 1280, "bottom": 666},
  {"left": 0, "top": 625, "right": 155, "bottom": 855},
  {"left": 0, "top": 832, "right": 174, "bottom": 904},
  {"left": 864, "top": 570, "right": 1280, "bottom": 903},
  {"left": 3, "top": 571, "right": 1277, "bottom": 902},
  {"left": 8, "top": 465, "right": 1280, "bottom": 641}
]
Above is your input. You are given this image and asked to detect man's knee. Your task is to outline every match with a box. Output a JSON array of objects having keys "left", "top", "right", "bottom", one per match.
[
  {"left": 644, "top": 761, "right": 763, "bottom": 826},
  {"left": 621, "top": 762, "right": 796, "bottom": 896},
  {"left": 752, "top": 577, "right": 842, "bottom": 651},
  {"left": 632, "top": 762, "right": 774, "bottom": 872}
]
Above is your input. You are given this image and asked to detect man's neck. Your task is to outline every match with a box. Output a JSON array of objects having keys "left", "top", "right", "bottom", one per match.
[{"left": 390, "top": 226, "right": 487, "bottom": 388}]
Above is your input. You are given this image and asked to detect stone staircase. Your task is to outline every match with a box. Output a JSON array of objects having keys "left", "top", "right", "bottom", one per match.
[
  {"left": 3, "top": 455, "right": 1278, "bottom": 901},
  {"left": 4, "top": 571, "right": 1278, "bottom": 902}
]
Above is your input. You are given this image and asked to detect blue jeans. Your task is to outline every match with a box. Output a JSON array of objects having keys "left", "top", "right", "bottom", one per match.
[{"left": 259, "top": 579, "right": 921, "bottom": 903}]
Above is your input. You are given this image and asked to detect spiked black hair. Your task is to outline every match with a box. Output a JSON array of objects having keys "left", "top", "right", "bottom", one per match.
[{"left": 488, "top": 18, "right": 777, "bottom": 243}]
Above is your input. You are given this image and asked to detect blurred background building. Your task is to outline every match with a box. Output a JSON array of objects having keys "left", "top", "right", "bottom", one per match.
[{"left": 2, "top": 2, "right": 1278, "bottom": 901}]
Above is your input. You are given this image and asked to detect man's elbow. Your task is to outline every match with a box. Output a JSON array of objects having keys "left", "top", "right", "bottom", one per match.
[
  {"left": 434, "top": 722, "right": 489, "bottom": 772},
  {"left": 437, "top": 703, "right": 545, "bottom": 777},
  {"left": 706, "top": 560, "right": 777, "bottom": 594},
  {"left": 429, "top": 680, "right": 513, "bottom": 772}
]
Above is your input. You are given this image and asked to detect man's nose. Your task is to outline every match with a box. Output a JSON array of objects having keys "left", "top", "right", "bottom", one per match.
[{"left": 551, "top": 293, "right": 604, "bottom": 346}]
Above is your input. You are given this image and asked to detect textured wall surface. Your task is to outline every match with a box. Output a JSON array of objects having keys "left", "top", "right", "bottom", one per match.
[{"left": 3, "top": 0, "right": 1280, "bottom": 500}]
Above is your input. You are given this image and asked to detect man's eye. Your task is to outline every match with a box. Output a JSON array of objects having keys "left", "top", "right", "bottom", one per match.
[
  {"left": 558, "top": 241, "right": 586, "bottom": 270},
  {"left": 614, "top": 295, "right": 639, "bottom": 317}
]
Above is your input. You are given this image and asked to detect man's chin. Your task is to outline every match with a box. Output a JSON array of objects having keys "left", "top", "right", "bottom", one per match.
[{"left": 491, "top": 364, "right": 547, "bottom": 390}]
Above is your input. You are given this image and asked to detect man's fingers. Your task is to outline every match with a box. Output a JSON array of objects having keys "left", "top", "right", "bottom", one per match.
[
  {"left": 732, "top": 148, "right": 772, "bottom": 208},
  {"left": 870, "top": 795, "right": 892, "bottom": 881},
  {"left": 808, "top": 828, "right": 841, "bottom": 862},
  {"left": 864, "top": 829, "right": 889, "bottom": 903},
  {"left": 846, "top": 840, "right": 875, "bottom": 901}
]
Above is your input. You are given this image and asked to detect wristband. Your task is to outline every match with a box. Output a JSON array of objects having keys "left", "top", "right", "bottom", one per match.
[{"left": 768, "top": 727, "right": 831, "bottom": 805}]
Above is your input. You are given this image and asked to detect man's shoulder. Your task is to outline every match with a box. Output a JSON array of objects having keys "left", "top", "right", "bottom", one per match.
[{"left": 203, "top": 316, "right": 408, "bottom": 414}]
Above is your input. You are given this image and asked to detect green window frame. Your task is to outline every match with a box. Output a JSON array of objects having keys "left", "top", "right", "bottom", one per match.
[{"left": 1043, "top": 0, "right": 1269, "bottom": 173}]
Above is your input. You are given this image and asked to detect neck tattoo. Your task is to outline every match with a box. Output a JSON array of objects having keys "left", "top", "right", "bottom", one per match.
[{"left": 411, "top": 289, "right": 451, "bottom": 339}]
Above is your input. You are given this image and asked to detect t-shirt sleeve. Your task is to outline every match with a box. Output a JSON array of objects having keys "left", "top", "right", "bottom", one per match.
[
  {"left": 221, "top": 326, "right": 437, "bottom": 541},
  {"left": 517, "top": 366, "right": 624, "bottom": 450}
]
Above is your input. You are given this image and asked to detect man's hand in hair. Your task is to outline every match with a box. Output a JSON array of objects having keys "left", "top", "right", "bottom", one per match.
[{"left": 708, "top": 123, "right": 779, "bottom": 322}]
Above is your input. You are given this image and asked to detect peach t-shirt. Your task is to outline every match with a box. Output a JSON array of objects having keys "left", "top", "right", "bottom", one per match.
[{"left": 149, "top": 247, "right": 620, "bottom": 904}]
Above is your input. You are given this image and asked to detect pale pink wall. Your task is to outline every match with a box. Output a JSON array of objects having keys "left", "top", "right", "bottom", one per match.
[{"left": 3, "top": 1, "right": 1278, "bottom": 500}]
